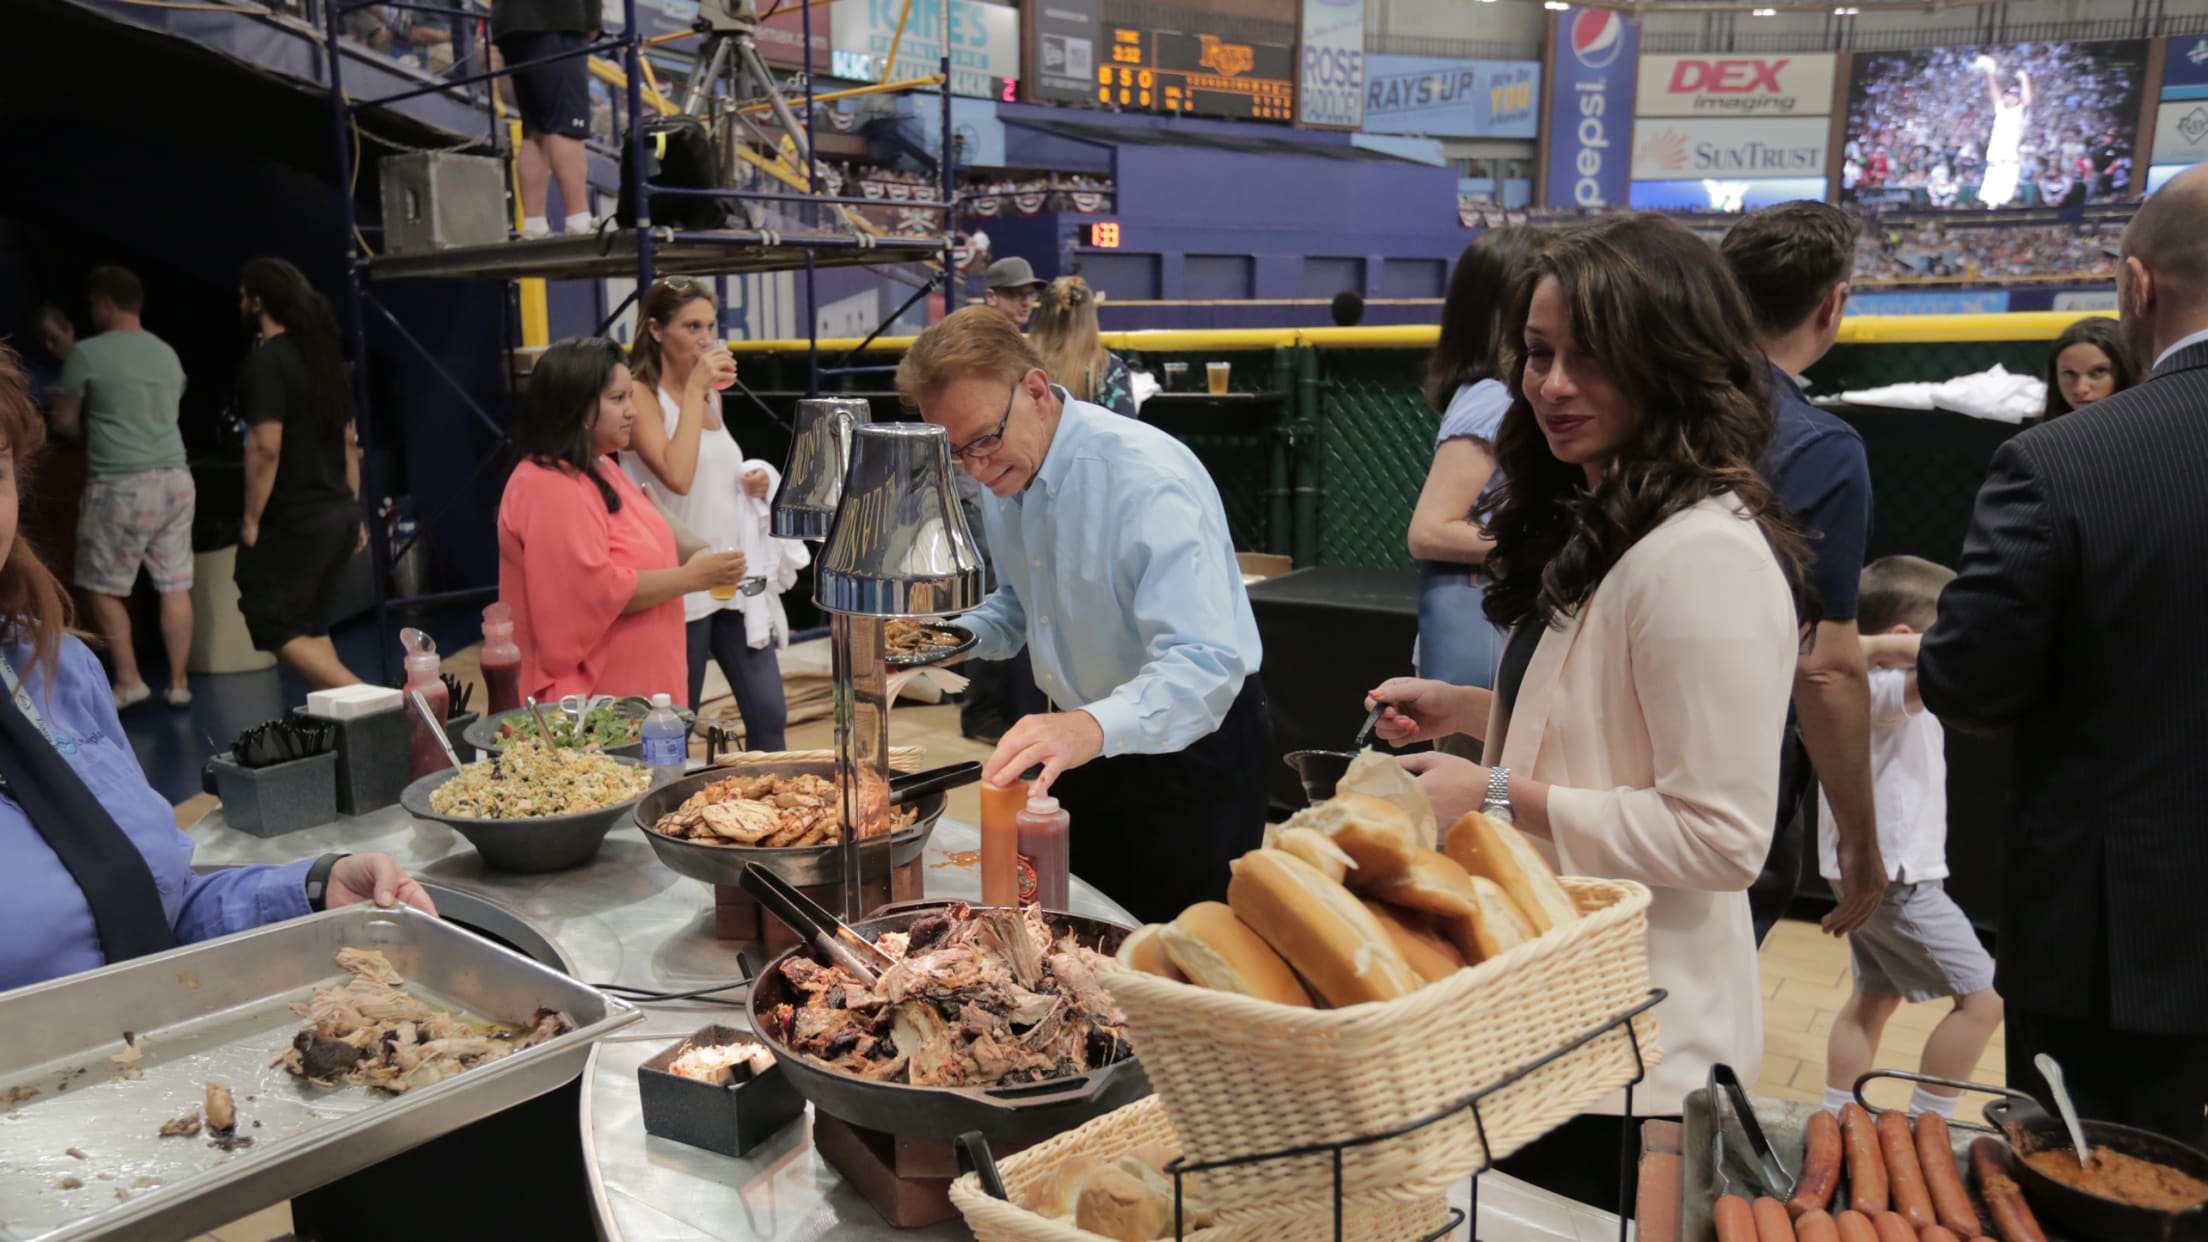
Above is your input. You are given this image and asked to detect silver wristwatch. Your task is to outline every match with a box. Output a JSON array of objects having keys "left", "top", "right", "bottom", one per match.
[{"left": 1482, "top": 767, "right": 1514, "bottom": 823}]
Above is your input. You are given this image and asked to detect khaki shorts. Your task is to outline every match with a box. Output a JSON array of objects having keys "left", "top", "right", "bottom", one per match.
[{"left": 76, "top": 468, "right": 196, "bottom": 596}]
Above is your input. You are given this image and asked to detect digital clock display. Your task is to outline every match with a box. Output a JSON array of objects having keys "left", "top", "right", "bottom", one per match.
[{"left": 1096, "top": 26, "right": 1295, "bottom": 122}]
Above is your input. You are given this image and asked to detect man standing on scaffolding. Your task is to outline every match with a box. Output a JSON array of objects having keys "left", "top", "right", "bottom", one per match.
[{"left": 492, "top": 0, "right": 598, "bottom": 238}]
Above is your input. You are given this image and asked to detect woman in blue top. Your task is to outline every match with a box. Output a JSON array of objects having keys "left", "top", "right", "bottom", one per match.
[
  {"left": 1409, "top": 226, "right": 1547, "bottom": 698},
  {"left": 0, "top": 345, "right": 431, "bottom": 994}
]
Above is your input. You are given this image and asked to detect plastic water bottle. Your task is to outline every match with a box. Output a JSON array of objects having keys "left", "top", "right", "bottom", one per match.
[{"left": 640, "top": 693, "right": 688, "bottom": 785}]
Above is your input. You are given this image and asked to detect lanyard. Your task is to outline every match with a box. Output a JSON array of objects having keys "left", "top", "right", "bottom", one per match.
[{"left": 0, "top": 648, "right": 74, "bottom": 757}]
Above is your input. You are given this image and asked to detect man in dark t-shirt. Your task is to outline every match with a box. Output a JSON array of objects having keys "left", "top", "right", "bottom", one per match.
[
  {"left": 1722, "top": 202, "right": 1886, "bottom": 947},
  {"left": 235, "top": 258, "right": 364, "bottom": 689}
]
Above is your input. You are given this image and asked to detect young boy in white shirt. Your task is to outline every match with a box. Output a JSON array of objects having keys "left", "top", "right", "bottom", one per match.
[{"left": 1820, "top": 555, "right": 2003, "bottom": 1117}]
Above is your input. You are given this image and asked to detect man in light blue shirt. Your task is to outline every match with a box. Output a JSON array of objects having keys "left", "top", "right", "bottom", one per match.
[{"left": 899, "top": 306, "right": 1269, "bottom": 922}]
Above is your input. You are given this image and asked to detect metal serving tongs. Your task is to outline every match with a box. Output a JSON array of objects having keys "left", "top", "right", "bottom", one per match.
[
  {"left": 1708, "top": 1062, "right": 1797, "bottom": 1200},
  {"left": 738, "top": 862, "right": 897, "bottom": 986}
]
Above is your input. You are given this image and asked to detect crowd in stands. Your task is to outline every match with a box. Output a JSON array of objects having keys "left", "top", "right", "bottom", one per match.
[
  {"left": 1840, "top": 43, "right": 2139, "bottom": 208},
  {"left": 1852, "top": 219, "right": 2125, "bottom": 281}
]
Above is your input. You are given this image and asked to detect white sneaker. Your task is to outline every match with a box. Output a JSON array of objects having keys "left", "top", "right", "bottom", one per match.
[
  {"left": 113, "top": 683, "right": 151, "bottom": 711},
  {"left": 165, "top": 688, "right": 193, "bottom": 709}
]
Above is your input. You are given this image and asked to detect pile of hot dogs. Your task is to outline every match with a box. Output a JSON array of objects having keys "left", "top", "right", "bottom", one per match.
[{"left": 1713, "top": 1104, "right": 2046, "bottom": 1242}]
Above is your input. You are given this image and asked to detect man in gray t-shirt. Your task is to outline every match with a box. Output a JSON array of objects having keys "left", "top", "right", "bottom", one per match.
[{"left": 48, "top": 266, "right": 197, "bottom": 711}]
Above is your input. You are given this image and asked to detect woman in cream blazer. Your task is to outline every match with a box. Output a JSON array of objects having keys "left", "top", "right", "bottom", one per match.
[{"left": 1373, "top": 213, "right": 1808, "bottom": 1212}]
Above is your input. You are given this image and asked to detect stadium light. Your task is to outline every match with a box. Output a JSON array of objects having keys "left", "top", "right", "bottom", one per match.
[
  {"left": 1543, "top": 1, "right": 1570, "bottom": 9},
  {"left": 1833, "top": 5, "right": 1860, "bottom": 12},
  {"left": 1752, "top": 6, "right": 1776, "bottom": 13}
]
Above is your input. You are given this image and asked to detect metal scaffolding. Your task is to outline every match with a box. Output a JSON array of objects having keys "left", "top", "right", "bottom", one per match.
[{"left": 312, "top": 0, "right": 958, "bottom": 679}]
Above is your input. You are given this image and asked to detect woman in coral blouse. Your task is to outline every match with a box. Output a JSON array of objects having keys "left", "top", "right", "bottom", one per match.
[{"left": 497, "top": 338, "right": 743, "bottom": 705}]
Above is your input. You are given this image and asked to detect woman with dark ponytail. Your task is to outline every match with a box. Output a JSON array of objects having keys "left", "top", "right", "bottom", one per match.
[{"left": 496, "top": 337, "right": 743, "bottom": 704}]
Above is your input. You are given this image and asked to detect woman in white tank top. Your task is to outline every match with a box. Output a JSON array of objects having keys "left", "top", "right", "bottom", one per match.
[{"left": 617, "top": 278, "right": 809, "bottom": 752}]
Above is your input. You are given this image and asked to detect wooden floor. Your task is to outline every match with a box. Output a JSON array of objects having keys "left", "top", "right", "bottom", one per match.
[{"left": 181, "top": 699, "right": 2002, "bottom": 1239}]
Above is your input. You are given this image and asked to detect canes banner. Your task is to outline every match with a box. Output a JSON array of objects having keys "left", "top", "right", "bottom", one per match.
[{"left": 1543, "top": 9, "right": 1639, "bottom": 207}]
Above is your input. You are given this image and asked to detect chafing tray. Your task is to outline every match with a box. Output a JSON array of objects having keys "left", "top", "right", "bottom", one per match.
[{"left": 0, "top": 904, "right": 637, "bottom": 1241}]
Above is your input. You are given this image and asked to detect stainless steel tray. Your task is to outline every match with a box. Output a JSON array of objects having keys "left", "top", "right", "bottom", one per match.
[{"left": 0, "top": 904, "right": 638, "bottom": 1241}]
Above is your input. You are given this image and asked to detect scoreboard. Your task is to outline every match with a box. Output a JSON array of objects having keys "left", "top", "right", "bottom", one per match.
[{"left": 1098, "top": 26, "right": 1296, "bottom": 122}]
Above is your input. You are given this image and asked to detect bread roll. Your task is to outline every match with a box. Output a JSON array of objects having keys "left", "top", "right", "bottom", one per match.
[
  {"left": 1337, "top": 748, "right": 1439, "bottom": 846},
  {"left": 1115, "top": 924, "right": 1187, "bottom": 981},
  {"left": 1443, "top": 811, "right": 1580, "bottom": 935},
  {"left": 1275, "top": 792, "right": 1422, "bottom": 884},
  {"left": 1158, "top": 902, "right": 1311, "bottom": 1006},
  {"left": 1272, "top": 826, "right": 1357, "bottom": 884},
  {"left": 1359, "top": 899, "right": 1465, "bottom": 983},
  {"left": 1361, "top": 849, "right": 1479, "bottom": 918},
  {"left": 1075, "top": 1165, "right": 1174, "bottom": 1242},
  {"left": 1442, "top": 873, "right": 1537, "bottom": 964},
  {"left": 1020, "top": 1153, "right": 1104, "bottom": 1218},
  {"left": 1227, "top": 850, "right": 1421, "bottom": 1007}
]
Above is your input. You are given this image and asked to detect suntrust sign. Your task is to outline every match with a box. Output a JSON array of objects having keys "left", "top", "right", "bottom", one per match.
[
  {"left": 1635, "top": 53, "right": 1836, "bottom": 117},
  {"left": 1542, "top": 9, "right": 1638, "bottom": 208},
  {"left": 1629, "top": 116, "right": 1828, "bottom": 180}
]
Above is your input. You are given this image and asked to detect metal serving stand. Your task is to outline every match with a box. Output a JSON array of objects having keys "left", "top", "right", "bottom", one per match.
[
  {"left": 961, "top": 989, "right": 1668, "bottom": 1242},
  {"left": 772, "top": 403, "right": 984, "bottom": 919}
]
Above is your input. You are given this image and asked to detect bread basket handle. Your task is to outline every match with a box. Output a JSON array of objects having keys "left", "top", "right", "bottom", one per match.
[{"left": 958, "top": 1130, "right": 1010, "bottom": 1201}]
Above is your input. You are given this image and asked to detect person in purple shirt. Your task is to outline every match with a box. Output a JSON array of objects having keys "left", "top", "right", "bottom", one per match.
[{"left": 0, "top": 345, "right": 433, "bottom": 995}]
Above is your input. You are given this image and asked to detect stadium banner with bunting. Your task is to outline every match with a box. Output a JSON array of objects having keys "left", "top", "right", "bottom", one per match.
[
  {"left": 1364, "top": 55, "right": 1539, "bottom": 137},
  {"left": 1636, "top": 53, "right": 1835, "bottom": 118},
  {"left": 1629, "top": 116, "right": 1828, "bottom": 181},
  {"left": 829, "top": 0, "right": 1020, "bottom": 99},
  {"left": 1541, "top": 8, "right": 1638, "bottom": 207},
  {"left": 1299, "top": 0, "right": 1366, "bottom": 128}
]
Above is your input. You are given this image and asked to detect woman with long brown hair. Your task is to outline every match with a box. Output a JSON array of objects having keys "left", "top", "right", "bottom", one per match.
[
  {"left": 618, "top": 278, "right": 805, "bottom": 748},
  {"left": 1030, "top": 276, "right": 1136, "bottom": 417},
  {"left": 0, "top": 344, "right": 431, "bottom": 992},
  {"left": 1369, "top": 213, "right": 1811, "bottom": 1211}
]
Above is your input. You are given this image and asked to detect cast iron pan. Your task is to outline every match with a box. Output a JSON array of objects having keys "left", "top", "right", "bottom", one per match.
[
  {"left": 748, "top": 900, "right": 1150, "bottom": 1140},
  {"left": 632, "top": 759, "right": 977, "bottom": 887},
  {"left": 1983, "top": 1096, "right": 2208, "bottom": 1242}
]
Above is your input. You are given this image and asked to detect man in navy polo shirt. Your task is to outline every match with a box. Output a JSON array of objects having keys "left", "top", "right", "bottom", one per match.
[{"left": 1722, "top": 202, "right": 1888, "bottom": 945}]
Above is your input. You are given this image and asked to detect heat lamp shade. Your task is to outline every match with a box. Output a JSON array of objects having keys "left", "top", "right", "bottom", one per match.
[
  {"left": 771, "top": 397, "right": 872, "bottom": 541},
  {"left": 813, "top": 422, "right": 985, "bottom": 618}
]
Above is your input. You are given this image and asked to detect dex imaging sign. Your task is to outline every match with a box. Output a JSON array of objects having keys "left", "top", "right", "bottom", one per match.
[
  {"left": 1636, "top": 54, "right": 1836, "bottom": 117},
  {"left": 1543, "top": 9, "right": 1638, "bottom": 208}
]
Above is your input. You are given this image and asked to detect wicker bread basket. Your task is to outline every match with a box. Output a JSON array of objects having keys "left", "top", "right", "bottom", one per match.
[
  {"left": 1096, "top": 876, "right": 1660, "bottom": 1223},
  {"left": 949, "top": 1095, "right": 1453, "bottom": 1242}
]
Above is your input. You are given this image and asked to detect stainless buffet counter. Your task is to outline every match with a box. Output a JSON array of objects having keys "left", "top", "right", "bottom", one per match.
[{"left": 188, "top": 798, "right": 1132, "bottom": 1242}]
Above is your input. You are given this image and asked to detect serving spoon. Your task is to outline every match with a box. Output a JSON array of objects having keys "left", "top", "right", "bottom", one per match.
[{"left": 2035, "top": 1052, "right": 2094, "bottom": 1169}]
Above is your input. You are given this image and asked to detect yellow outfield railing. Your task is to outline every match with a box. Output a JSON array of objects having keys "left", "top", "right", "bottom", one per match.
[{"left": 720, "top": 310, "right": 2118, "bottom": 356}]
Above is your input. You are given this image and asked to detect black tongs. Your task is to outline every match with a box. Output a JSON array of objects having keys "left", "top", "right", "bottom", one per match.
[
  {"left": 1709, "top": 1062, "right": 1797, "bottom": 1199},
  {"left": 739, "top": 862, "right": 897, "bottom": 985},
  {"left": 890, "top": 761, "right": 982, "bottom": 805}
]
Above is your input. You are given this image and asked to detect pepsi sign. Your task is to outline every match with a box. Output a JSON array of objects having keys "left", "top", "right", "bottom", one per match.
[{"left": 1543, "top": 9, "right": 1638, "bottom": 208}]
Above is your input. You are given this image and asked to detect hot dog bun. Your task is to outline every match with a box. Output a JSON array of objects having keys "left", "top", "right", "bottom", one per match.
[
  {"left": 1157, "top": 902, "right": 1311, "bottom": 1006},
  {"left": 1227, "top": 850, "right": 1421, "bottom": 1007},
  {"left": 1441, "top": 874, "right": 1537, "bottom": 964},
  {"left": 1335, "top": 749, "right": 1439, "bottom": 847},
  {"left": 1359, "top": 899, "right": 1465, "bottom": 983},
  {"left": 1360, "top": 848, "right": 1480, "bottom": 917},
  {"left": 1442, "top": 811, "right": 1580, "bottom": 935},
  {"left": 1115, "top": 924, "right": 1187, "bottom": 982},
  {"left": 1277, "top": 793, "right": 1422, "bottom": 884},
  {"left": 1272, "top": 826, "right": 1358, "bottom": 884}
]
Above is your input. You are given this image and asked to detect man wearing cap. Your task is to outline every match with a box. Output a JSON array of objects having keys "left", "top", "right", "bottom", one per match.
[
  {"left": 901, "top": 306, "right": 1270, "bottom": 924},
  {"left": 982, "top": 257, "right": 1046, "bottom": 330}
]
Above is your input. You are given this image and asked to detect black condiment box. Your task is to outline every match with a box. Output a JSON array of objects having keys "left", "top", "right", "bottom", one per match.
[{"left": 637, "top": 1025, "right": 802, "bottom": 1157}]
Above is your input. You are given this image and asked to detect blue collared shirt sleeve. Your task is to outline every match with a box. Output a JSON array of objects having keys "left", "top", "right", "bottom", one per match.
[
  {"left": 173, "top": 857, "right": 317, "bottom": 945},
  {"left": 1077, "top": 480, "right": 1252, "bottom": 754},
  {"left": 959, "top": 581, "right": 1029, "bottom": 662}
]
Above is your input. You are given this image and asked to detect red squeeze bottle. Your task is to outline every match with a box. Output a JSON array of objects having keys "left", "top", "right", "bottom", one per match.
[
  {"left": 1015, "top": 795, "right": 1070, "bottom": 910},
  {"left": 402, "top": 647, "right": 450, "bottom": 780},
  {"left": 979, "top": 780, "right": 1026, "bottom": 907},
  {"left": 479, "top": 603, "right": 522, "bottom": 716}
]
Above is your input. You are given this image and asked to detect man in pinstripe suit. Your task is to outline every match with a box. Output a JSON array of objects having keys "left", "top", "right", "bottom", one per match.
[{"left": 1904, "top": 164, "right": 2208, "bottom": 1145}]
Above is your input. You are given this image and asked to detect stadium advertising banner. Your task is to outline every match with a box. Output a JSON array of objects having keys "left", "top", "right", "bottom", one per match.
[
  {"left": 1299, "top": 0, "right": 1366, "bottom": 129},
  {"left": 2151, "top": 96, "right": 2208, "bottom": 167},
  {"left": 830, "top": 0, "right": 1020, "bottom": 99},
  {"left": 1542, "top": 8, "right": 1638, "bottom": 208},
  {"left": 1629, "top": 176, "right": 1830, "bottom": 212},
  {"left": 2164, "top": 33, "right": 2208, "bottom": 100},
  {"left": 1840, "top": 40, "right": 2149, "bottom": 209},
  {"left": 1364, "top": 55, "right": 1539, "bottom": 137},
  {"left": 1629, "top": 116, "right": 1828, "bottom": 180},
  {"left": 1846, "top": 290, "right": 2012, "bottom": 316},
  {"left": 2151, "top": 34, "right": 2208, "bottom": 174},
  {"left": 1031, "top": 0, "right": 1102, "bottom": 105},
  {"left": 1636, "top": 54, "right": 1836, "bottom": 117}
]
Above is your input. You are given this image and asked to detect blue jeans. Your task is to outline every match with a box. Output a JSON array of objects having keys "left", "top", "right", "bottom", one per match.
[
  {"left": 1416, "top": 561, "right": 1505, "bottom": 689},
  {"left": 686, "top": 611, "right": 788, "bottom": 752}
]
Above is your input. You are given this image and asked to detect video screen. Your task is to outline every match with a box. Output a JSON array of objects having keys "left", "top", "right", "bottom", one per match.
[{"left": 1840, "top": 40, "right": 2148, "bottom": 209}]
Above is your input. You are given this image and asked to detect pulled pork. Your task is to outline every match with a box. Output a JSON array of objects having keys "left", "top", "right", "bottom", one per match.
[
  {"left": 766, "top": 903, "right": 1129, "bottom": 1088},
  {"left": 271, "top": 948, "right": 574, "bottom": 1094}
]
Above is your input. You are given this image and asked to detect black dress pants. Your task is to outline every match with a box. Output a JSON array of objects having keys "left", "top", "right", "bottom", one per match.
[{"left": 2005, "top": 1007, "right": 2208, "bottom": 1148}]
